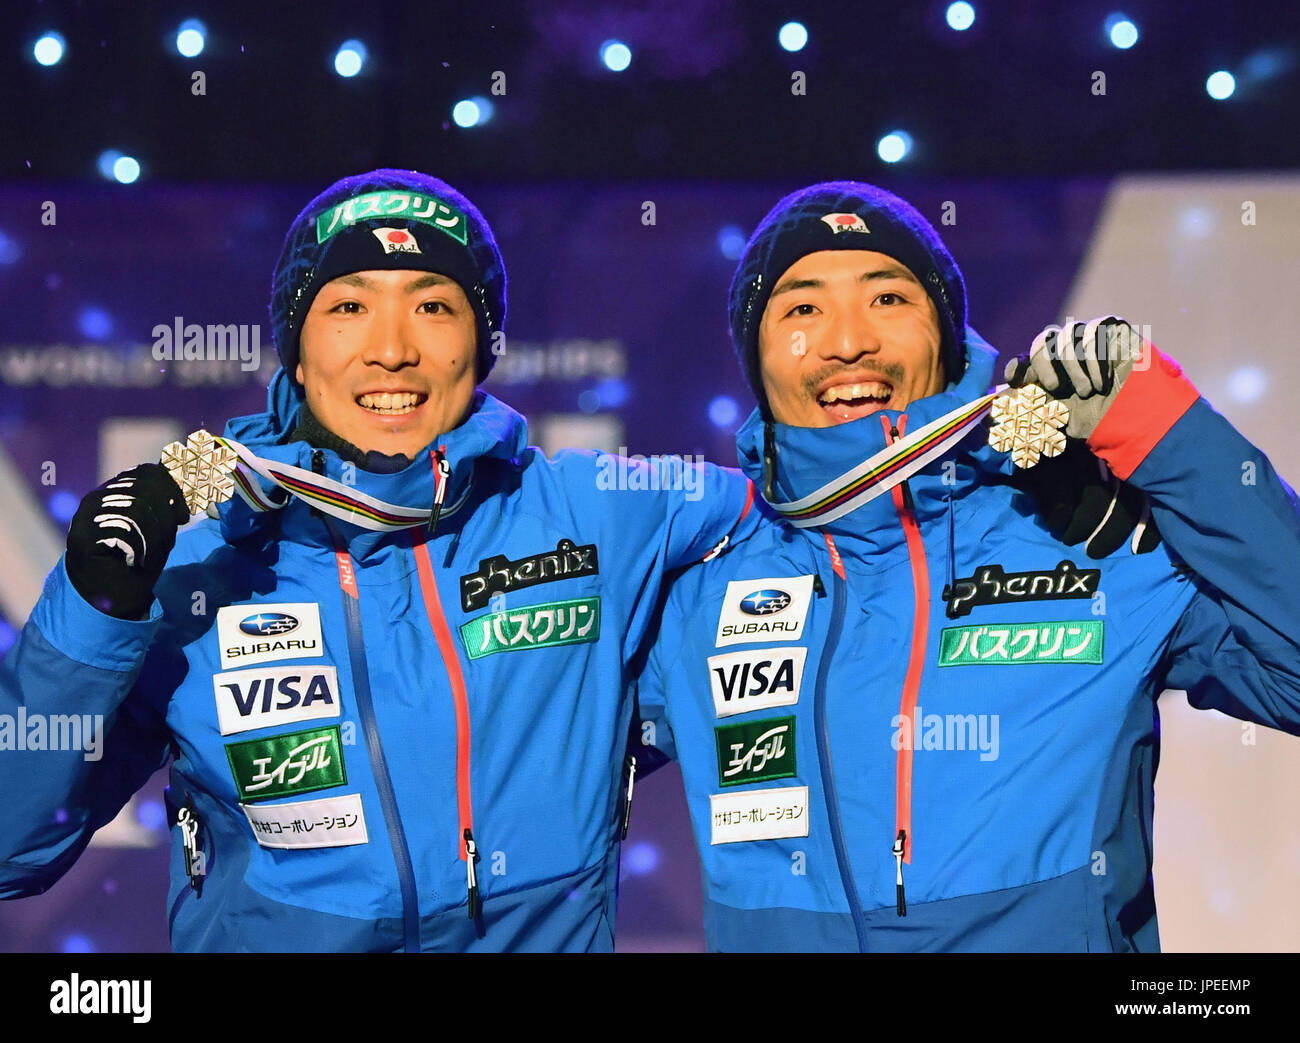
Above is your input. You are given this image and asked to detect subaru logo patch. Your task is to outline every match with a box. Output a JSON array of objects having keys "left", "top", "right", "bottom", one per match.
[
  {"left": 739, "top": 589, "right": 792, "bottom": 616},
  {"left": 239, "top": 612, "right": 300, "bottom": 637}
]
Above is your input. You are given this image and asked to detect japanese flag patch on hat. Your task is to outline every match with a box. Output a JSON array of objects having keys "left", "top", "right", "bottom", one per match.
[
  {"left": 372, "top": 227, "right": 422, "bottom": 254},
  {"left": 819, "top": 212, "right": 869, "bottom": 234}
]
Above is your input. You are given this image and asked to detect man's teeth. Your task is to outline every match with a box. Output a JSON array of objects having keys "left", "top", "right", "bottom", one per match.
[
  {"left": 819, "top": 382, "right": 892, "bottom": 405},
  {"left": 358, "top": 392, "right": 422, "bottom": 414}
]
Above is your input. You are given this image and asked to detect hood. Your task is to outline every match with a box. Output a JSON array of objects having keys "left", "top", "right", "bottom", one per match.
[
  {"left": 736, "top": 327, "right": 1012, "bottom": 547},
  {"left": 216, "top": 367, "right": 528, "bottom": 551}
]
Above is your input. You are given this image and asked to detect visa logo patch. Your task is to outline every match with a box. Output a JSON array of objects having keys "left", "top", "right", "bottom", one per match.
[
  {"left": 714, "top": 576, "right": 814, "bottom": 647},
  {"left": 213, "top": 665, "right": 342, "bottom": 736},
  {"left": 216, "top": 603, "right": 324, "bottom": 669},
  {"left": 707, "top": 647, "right": 807, "bottom": 718}
]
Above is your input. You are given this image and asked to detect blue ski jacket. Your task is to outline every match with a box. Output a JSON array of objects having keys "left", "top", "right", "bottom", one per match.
[
  {"left": 637, "top": 330, "right": 1300, "bottom": 952},
  {"left": 0, "top": 372, "right": 754, "bottom": 952}
]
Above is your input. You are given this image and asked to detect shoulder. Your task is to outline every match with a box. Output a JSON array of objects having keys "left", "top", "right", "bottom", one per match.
[
  {"left": 503, "top": 446, "right": 619, "bottom": 520},
  {"left": 165, "top": 518, "right": 231, "bottom": 568},
  {"left": 156, "top": 519, "right": 276, "bottom": 612},
  {"left": 665, "top": 516, "right": 793, "bottom": 602},
  {"left": 178, "top": 515, "right": 227, "bottom": 546}
]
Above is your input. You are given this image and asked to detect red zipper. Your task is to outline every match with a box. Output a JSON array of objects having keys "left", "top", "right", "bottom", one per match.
[
  {"left": 410, "top": 516, "right": 474, "bottom": 865},
  {"left": 417, "top": 447, "right": 481, "bottom": 916},
  {"left": 881, "top": 414, "right": 932, "bottom": 908}
]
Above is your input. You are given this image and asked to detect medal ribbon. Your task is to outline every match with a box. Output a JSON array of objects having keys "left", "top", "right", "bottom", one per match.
[
  {"left": 216, "top": 436, "right": 471, "bottom": 532},
  {"left": 767, "top": 389, "right": 1002, "bottom": 528}
]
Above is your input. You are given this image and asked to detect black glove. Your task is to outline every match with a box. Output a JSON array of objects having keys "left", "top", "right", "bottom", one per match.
[
  {"left": 65, "top": 463, "right": 190, "bottom": 620},
  {"left": 1006, "top": 438, "right": 1161, "bottom": 558}
]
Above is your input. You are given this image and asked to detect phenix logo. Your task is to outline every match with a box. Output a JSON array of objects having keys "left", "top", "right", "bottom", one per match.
[
  {"left": 50, "top": 974, "right": 151, "bottom": 1023},
  {"left": 595, "top": 449, "right": 706, "bottom": 501},
  {"left": 152, "top": 316, "right": 262, "bottom": 372},
  {"left": 942, "top": 560, "right": 1100, "bottom": 619},
  {"left": 460, "top": 538, "right": 598, "bottom": 611}
]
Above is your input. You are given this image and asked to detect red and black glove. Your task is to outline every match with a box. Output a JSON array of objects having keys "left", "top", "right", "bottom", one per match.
[
  {"left": 1005, "top": 317, "right": 1160, "bottom": 557},
  {"left": 1004, "top": 316, "right": 1142, "bottom": 440}
]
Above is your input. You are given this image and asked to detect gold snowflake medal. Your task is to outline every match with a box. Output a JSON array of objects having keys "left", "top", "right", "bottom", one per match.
[
  {"left": 161, "top": 429, "right": 238, "bottom": 514},
  {"left": 987, "top": 384, "right": 1070, "bottom": 469}
]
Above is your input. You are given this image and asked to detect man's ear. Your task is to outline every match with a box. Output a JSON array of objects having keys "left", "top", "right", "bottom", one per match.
[{"left": 295, "top": 362, "right": 305, "bottom": 386}]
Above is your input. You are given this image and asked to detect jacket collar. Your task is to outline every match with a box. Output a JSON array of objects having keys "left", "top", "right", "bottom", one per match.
[
  {"left": 216, "top": 368, "right": 528, "bottom": 555},
  {"left": 735, "top": 329, "right": 1012, "bottom": 552}
]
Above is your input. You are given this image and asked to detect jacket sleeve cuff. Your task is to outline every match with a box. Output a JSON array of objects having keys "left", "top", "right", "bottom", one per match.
[
  {"left": 1086, "top": 344, "right": 1200, "bottom": 481},
  {"left": 29, "top": 557, "right": 163, "bottom": 673}
]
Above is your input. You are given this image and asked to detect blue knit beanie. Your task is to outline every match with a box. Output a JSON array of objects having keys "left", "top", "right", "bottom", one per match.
[
  {"left": 270, "top": 169, "right": 507, "bottom": 385},
  {"left": 728, "top": 181, "right": 967, "bottom": 417}
]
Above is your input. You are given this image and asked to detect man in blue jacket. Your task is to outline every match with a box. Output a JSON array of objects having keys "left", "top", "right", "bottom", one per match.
[
  {"left": 636, "top": 181, "right": 1300, "bottom": 952},
  {"left": 0, "top": 169, "right": 757, "bottom": 952}
]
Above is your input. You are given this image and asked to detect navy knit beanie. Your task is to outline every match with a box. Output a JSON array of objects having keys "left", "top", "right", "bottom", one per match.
[
  {"left": 728, "top": 181, "right": 967, "bottom": 417},
  {"left": 270, "top": 169, "right": 506, "bottom": 386}
]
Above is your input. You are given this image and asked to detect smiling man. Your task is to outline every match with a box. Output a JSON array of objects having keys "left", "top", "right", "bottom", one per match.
[
  {"left": 296, "top": 269, "right": 481, "bottom": 457},
  {"left": 0, "top": 169, "right": 756, "bottom": 952},
  {"left": 758, "top": 252, "right": 944, "bottom": 427},
  {"left": 635, "top": 180, "right": 1300, "bottom": 952}
]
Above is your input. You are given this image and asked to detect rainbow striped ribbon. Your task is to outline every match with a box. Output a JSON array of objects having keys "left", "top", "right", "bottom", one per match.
[
  {"left": 768, "top": 389, "right": 1002, "bottom": 528},
  {"left": 216, "top": 437, "right": 471, "bottom": 532}
]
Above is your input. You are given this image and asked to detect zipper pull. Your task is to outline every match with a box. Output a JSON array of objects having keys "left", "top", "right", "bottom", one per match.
[
  {"left": 812, "top": 573, "right": 826, "bottom": 597},
  {"left": 701, "top": 533, "right": 730, "bottom": 562},
  {"left": 941, "top": 582, "right": 960, "bottom": 619},
  {"left": 306, "top": 449, "right": 327, "bottom": 522},
  {"left": 620, "top": 754, "right": 638, "bottom": 840},
  {"left": 893, "top": 829, "right": 907, "bottom": 917},
  {"left": 888, "top": 425, "right": 916, "bottom": 513},
  {"left": 428, "top": 446, "right": 451, "bottom": 534},
  {"left": 464, "top": 827, "right": 480, "bottom": 919},
  {"left": 178, "top": 802, "right": 203, "bottom": 895}
]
